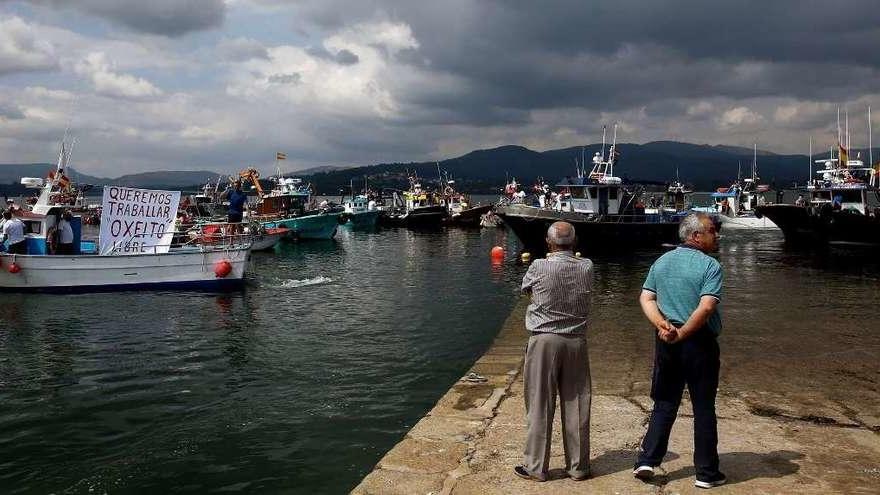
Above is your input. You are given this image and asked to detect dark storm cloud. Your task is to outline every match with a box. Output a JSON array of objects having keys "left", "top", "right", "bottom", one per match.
[
  {"left": 28, "top": 0, "right": 226, "bottom": 36},
  {"left": 292, "top": 0, "right": 880, "bottom": 122},
  {"left": 305, "top": 46, "right": 360, "bottom": 65}
]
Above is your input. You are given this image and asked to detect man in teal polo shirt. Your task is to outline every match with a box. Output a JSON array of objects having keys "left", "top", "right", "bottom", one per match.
[{"left": 633, "top": 212, "right": 726, "bottom": 489}]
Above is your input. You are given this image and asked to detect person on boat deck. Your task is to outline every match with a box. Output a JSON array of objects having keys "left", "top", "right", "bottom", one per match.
[
  {"left": 795, "top": 195, "right": 806, "bottom": 207},
  {"left": 832, "top": 194, "right": 843, "bottom": 210},
  {"left": 633, "top": 212, "right": 726, "bottom": 489},
  {"left": 1, "top": 210, "right": 26, "bottom": 254},
  {"left": 56, "top": 210, "right": 75, "bottom": 255},
  {"left": 224, "top": 179, "right": 248, "bottom": 233},
  {"left": 515, "top": 221, "right": 593, "bottom": 483}
]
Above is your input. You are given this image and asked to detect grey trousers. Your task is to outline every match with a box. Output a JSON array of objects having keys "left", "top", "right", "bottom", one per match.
[{"left": 522, "top": 332, "right": 592, "bottom": 480}]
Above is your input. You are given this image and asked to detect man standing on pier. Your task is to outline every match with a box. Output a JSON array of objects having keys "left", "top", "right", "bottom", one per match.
[
  {"left": 515, "top": 221, "right": 593, "bottom": 482},
  {"left": 634, "top": 212, "right": 726, "bottom": 489}
]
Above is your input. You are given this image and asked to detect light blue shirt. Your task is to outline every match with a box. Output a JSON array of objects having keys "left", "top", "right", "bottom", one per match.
[{"left": 643, "top": 245, "right": 723, "bottom": 335}]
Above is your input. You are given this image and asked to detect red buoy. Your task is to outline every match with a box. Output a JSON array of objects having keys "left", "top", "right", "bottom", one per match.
[
  {"left": 214, "top": 260, "right": 232, "bottom": 278},
  {"left": 8, "top": 262, "right": 21, "bottom": 274},
  {"left": 490, "top": 246, "right": 504, "bottom": 260}
]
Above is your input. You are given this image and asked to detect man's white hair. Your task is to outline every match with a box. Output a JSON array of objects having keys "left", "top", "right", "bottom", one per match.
[
  {"left": 547, "top": 221, "right": 576, "bottom": 248},
  {"left": 679, "top": 212, "right": 709, "bottom": 241}
]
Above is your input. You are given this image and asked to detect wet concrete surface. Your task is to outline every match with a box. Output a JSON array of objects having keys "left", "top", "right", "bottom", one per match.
[{"left": 353, "top": 297, "right": 880, "bottom": 494}]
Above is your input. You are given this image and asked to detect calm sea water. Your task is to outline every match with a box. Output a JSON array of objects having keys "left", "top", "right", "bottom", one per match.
[{"left": 1, "top": 206, "right": 878, "bottom": 494}]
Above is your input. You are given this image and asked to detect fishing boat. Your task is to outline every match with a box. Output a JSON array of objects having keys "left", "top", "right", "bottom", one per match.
[
  {"left": 694, "top": 146, "right": 778, "bottom": 229},
  {"left": 245, "top": 223, "right": 289, "bottom": 251},
  {"left": 1, "top": 152, "right": 250, "bottom": 292},
  {"left": 241, "top": 169, "right": 340, "bottom": 240},
  {"left": 340, "top": 194, "right": 380, "bottom": 228},
  {"left": 756, "top": 109, "right": 880, "bottom": 248},
  {"left": 495, "top": 126, "right": 681, "bottom": 253},
  {"left": 755, "top": 150, "right": 880, "bottom": 247},
  {"left": 644, "top": 173, "right": 693, "bottom": 215},
  {"left": 439, "top": 177, "right": 492, "bottom": 227},
  {"left": 381, "top": 176, "right": 447, "bottom": 227}
]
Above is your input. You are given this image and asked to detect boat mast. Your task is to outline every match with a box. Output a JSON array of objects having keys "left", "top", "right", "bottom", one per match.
[
  {"left": 610, "top": 123, "right": 618, "bottom": 178},
  {"left": 601, "top": 125, "right": 607, "bottom": 163}
]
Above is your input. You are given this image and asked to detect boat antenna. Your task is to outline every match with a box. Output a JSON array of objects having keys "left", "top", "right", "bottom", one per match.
[
  {"left": 611, "top": 123, "right": 618, "bottom": 178},
  {"left": 837, "top": 106, "right": 842, "bottom": 169},
  {"left": 601, "top": 125, "right": 607, "bottom": 162},
  {"left": 737, "top": 161, "right": 741, "bottom": 183},
  {"left": 845, "top": 106, "right": 850, "bottom": 156},
  {"left": 808, "top": 136, "right": 812, "bottom": 187},
  {"left": 581, "top": 145, "right": 585, "bottom": 177},
  {"left": 869, "top": 105, "right": 873, "bottom": 185},
  {"left": 752, "top": 142, "right": 757, "bottom": 182}
]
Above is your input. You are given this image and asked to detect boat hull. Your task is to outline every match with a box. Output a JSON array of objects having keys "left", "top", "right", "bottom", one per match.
[
  {"left": 341, "top": 210, "right": 380, "bottom": 228},
  {"left": 755, "top": 204, "right": 880, "bottom": 248},
  {"left": 251, "top": 231, "right": 285, "bottom": 251},
  {"left": 717, "top": 213, "right": 778, "bottom": 230},
  {"left": 448, "top": 204, "right": 493, "bottom": 227},
  {"left": 496, "top": 204, "right": 681, "bottom": 254},
  {"left": 381, "top": 205, "right": 448, "bottom": 227},
  {"left": 265, "top": 213, "right": 340, "bottom": 240},
  {"left": 0, "top": 247, "right": 250, "bottom": 293}
]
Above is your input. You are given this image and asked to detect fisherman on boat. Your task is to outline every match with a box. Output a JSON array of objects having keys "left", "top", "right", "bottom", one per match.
[
  {"left": 56, "top": 210, "right": 75, "bottom": 255},
  {"left": 224, "top": 179, "right": 248, "bottom": 234},
  {"left": 1, "top": 210, "right": 26, "bottom": 254}
]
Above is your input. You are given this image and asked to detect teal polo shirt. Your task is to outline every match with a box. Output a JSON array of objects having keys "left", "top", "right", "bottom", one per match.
[{"left": 643, "top": 245, "right": 723, "bottom": 335}]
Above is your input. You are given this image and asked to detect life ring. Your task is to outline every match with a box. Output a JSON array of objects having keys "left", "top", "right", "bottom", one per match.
[{"left": 46, "top": 226, "right": 59, "bottom": 255}]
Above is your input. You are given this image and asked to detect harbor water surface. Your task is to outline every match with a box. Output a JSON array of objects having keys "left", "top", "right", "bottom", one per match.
[{"left": 1, "top": 222, "right": 878, "bottom": 493}]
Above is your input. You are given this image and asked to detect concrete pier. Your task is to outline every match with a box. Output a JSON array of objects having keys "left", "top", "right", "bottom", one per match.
[{"left": 353, "top": 298, "right": 880, "bottom": 494}]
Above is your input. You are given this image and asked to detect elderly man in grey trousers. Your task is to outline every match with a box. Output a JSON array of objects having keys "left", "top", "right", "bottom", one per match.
[{"left": 514, "top": 221, "right": 593, "bottom": 482}]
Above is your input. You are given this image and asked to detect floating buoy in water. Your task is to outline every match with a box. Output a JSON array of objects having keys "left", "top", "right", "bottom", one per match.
[
  {"left": 214, "top": 259, "right": 232, "bottom": 278},
  {"left": 521, "top": 252, "right": 531, "bottom": 262},
  {"left": 8, "top": 262, "right": 21, "bottom": 274},
  {"left": 490, "top": 246, "right": 504, "bottom": 260}
]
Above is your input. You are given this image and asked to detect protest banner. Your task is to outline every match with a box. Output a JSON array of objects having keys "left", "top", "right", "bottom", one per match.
[{"left": 99, "top": 186, "right": 181, "bottom": 255}]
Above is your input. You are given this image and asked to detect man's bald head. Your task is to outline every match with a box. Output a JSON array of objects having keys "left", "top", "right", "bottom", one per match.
[{"left": 546, "top": 221, "right": 576, "bottom": 251}]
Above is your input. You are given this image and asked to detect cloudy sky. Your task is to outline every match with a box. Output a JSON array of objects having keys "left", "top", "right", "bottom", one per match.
[{"left": 0, "top": 0, "right": 878, "bottom": 177}]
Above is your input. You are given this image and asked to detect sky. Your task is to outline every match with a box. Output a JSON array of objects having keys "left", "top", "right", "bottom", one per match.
[{"left": 0, "top": 0, "right": 878, "bottom": 177}]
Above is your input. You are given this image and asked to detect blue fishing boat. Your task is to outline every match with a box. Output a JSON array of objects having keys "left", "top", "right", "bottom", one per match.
[{"left": 250, "top": 176, "right": 339, "bottom": 240}]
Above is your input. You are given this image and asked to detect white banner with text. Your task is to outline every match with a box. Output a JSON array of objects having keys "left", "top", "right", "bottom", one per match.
[{"left": 99, "top": 186, "right": 180, "bottom": 255}]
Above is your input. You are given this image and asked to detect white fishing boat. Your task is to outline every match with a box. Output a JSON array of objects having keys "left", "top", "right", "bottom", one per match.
[
  {"left": 340, "top": 194, "right": 380, "bottom": 228},
  {"left": 694, "top": 145, "right": 779, "bottom": 230},
  {"left": 0, "top": 146, "right": 251, "bottom": 292}
]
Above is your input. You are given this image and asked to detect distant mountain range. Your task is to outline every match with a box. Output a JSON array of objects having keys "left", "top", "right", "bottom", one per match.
[
  {"left": 304, "top": 141, "right": 877, "bottom": 194},
  {"left": 1, "top": 141, "right": 876, "bottom": 195}
]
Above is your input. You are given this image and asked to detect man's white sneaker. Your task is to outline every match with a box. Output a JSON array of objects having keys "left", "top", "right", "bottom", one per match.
[{"left": 633, "top": 465, "right": 654, "bottom": 480}]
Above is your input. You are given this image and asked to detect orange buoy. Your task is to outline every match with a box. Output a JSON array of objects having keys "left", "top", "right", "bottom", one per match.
[
  {"left": 8, "top": 262, "right": 21, "bottom": 274},
  {"left": 213, "top": 260, "right": 232, "bottom": 278},
  {"left": 490, "top": 246, "right": 504, "bottom": 260}
]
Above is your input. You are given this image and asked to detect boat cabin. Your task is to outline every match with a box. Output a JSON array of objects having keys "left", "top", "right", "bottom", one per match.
[
  {"left": 554, "top": 177, "right": 623, "bottom": 215},
  {"left": 4, "top": 208, "right": 86, "bottom": 255},
  {"left": 343, "top": 195, "right": 375, "bottom": 214}
]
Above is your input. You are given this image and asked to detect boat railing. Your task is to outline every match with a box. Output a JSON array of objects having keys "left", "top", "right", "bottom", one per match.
[{"left": 107, "top": 223, "right": 254, "bottom": 254}]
